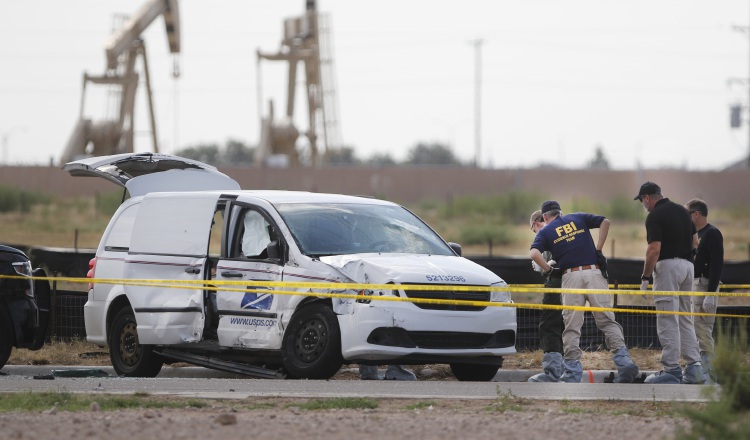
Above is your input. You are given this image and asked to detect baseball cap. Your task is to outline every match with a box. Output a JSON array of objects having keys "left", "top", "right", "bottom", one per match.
[
  {"left": 541, "top": 200, "right": 561, "bottom": 214},
  {"left": 634, "top": 181, "right": 661, "bottom": 201},
  {"left": 529, "top": 210, "right": 542, "bottom": 230}
]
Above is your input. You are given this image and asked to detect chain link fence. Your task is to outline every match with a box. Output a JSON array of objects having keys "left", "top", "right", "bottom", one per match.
[{"left": 49, "top": 286, "right": 749, "bottom": 350}]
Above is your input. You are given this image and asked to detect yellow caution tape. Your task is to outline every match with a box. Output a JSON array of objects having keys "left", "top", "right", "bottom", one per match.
[{"left": 3, "top": 274, "right": 749, "bottom": 319}]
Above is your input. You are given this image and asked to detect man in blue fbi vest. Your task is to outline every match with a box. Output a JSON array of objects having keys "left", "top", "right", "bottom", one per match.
[{"left": 530, "top": 200, "right": 639, "bottom": 383}]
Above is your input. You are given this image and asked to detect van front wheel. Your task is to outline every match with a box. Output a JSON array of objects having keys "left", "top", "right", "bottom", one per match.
[
  {"left": 281, "top": 303, "right": 343, "bottom": 379},
  {"left": 109, "top": 307, "right": 163, "bottom": 377}
]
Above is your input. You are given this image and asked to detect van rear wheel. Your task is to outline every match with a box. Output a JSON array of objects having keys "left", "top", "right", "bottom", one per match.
[
  {"left": 109, "top": 307, "right": 163, "bottom": 377},
  {"left": 281, "top": 303, "right": 343, "bottom": 379},
  {"left": 449, "top": 363, "right": 500, "bottom": 382}
]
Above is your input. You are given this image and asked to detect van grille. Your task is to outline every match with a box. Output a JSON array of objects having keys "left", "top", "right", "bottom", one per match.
[
  {"left": 400, "top": 285, "right": 489, "bottom": 311},
  {"left": 367, "top": 328, "right": 516, "bottom": 349}
]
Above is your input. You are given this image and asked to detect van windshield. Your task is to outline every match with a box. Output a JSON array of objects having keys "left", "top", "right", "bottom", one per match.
[{"left": 276, "top": 203, "right": 454, "bottom": 257}]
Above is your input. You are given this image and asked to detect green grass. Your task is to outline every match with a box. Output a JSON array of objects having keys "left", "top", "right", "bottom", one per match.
[
  {"left": 0, "top": 390, "right": 208, "bottom": 412},
  {"left": 403, "top": 401, "right": 435, "bottom": 410},
  {"left": 0, "top": 184, "right": 51, "bottom": 213},
  {"left": 244, "top": 402, "right": 278, "bottom": 410},
  {"left": 559, "top": 404, "right": 588, "bottom": 415},
  {"left": 485, "top": 387, "right": 531, "bottom": 413},
  {"left": 291, "top": 397, "right": 378, "bottom": 411}
]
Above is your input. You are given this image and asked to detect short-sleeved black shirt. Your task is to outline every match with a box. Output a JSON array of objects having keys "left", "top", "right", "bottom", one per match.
[{"left": 645, "top": 198, "right": 695, "bottom": 261}]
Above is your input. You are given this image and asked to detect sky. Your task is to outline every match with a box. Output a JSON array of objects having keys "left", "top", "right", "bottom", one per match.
[{"left": 2, "top": 0, "right": 750, "bottom": 170}]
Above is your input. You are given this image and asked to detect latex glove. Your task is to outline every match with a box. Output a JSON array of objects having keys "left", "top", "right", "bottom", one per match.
[
  {"left": 640, "top": 280, "right": 650, "bottom": 291},
  {"left": 702, "top": 296, "right": 717, "bottom": 314},
  {"left": 531, "top": 260, "right": 544, "bottom": 274},
  {"left": 547, "top": 259, "right": 557, "bottom": 268}
]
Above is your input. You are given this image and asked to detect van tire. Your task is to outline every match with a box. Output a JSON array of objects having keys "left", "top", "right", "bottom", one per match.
[
  {"left": 449, "top": 363, "right": 500, "bottom": 382},
  {"left": 281, "top": 303, "right": 343, "bottom": 379},
  {"left": 109, "top": 307, "right": 163, "bottom": 377},
  {"left": 0, "top": 306, "right": 13, "bottom": 369}
]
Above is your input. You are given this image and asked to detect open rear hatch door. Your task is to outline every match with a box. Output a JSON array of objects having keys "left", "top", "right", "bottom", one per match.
[{"left": 63, "top": 153, "right": 240, "bottom": 197}]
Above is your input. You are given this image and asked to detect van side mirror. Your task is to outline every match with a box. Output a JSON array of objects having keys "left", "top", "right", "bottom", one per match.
[
  {"left": 267, "top": 240, "right": 281, "bottom": 260},
  {"left": 448, "top": 242, "right": 462, "bottom": 256}
]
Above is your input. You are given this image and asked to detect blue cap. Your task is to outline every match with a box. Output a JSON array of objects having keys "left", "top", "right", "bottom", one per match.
[{"left": 541, "top": 200, "right": 561, "bottom": 214}]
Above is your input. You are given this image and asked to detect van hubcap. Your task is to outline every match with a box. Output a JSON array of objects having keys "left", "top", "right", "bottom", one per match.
[
  {"left": 295, "top": 318, "right": 327, "bottom": 362},
  {"left": 119, "top": 321, "right": 141, "bottom": 366}
]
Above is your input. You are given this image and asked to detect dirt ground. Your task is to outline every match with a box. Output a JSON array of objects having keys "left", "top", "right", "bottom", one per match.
[
  {"left": 0, "top": 397, "right": 688, "bottom": 440},
  {"left": 4, "top": 344, "right": 699, "bottom": 439}
]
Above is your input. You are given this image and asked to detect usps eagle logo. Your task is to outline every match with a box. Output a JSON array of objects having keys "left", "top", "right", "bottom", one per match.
[{"left": 240, "top": 290, "right": 273, "bottom": 310}]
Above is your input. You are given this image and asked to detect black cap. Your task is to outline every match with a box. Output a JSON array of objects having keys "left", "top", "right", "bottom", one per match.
[
  {"left": 541, "top": 200, "right": 561, "bottom": 214},
  {"left": 634, "top": 181, "right": 661, "bottom": 201}
]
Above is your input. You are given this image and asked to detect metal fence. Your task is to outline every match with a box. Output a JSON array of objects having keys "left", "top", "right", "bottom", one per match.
[
  {"left": 50, "top": 288, "right": 749, "bottom": 350},
  {"left": 50, "top": 290, "right": 87, "bottom": 340},
  {"left": 516, "top": 306, "right": 750, "bottom": 352}
]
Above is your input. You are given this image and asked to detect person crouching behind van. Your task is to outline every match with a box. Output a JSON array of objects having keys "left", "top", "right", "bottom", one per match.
[{"left": 527, "top": 210, "right": 565, "bottom": 382}]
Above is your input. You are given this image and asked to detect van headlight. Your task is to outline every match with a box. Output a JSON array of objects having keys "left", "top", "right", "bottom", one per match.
[
  {"left": 356, "top": 288, "right": 397, "bottom": 304},
  {"left": 12, "top": 261, "right": 34, "bottom": 297},
  {"left": 12, "top": 261, "right": 32, "bottom": 276},
  {"left": 489, "top": 283, "right": 511, "bottom": 303}
]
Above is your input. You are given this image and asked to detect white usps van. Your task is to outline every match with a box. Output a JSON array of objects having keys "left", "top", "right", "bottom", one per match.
[{"left": 65, "top": 153, "right": 516, "bottom": 380}]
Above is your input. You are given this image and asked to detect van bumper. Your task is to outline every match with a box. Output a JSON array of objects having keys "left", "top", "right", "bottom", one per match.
[
  {"left": 338, "top": 300, "right": 516, "bottom": 362},
  {"left": 84, "top": 294, "right": 107, "bottom": 346}
]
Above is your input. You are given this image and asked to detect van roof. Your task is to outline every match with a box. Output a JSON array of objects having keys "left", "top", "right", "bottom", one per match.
[{"left": 147, "top": 190, "right": 397, "bottom": 206}]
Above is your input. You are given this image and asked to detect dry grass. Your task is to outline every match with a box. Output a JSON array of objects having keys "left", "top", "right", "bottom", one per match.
[
  {"left": 8, "top": 339, "right": 666, "bottom": 372},
  {"left": 505, "top": 347, "right": 666, "bottom": 371},
  {"left": 8, "top": 339, "right": 111, "bottom": 367},
  {"left": 2, "top": 196, "right": 750, "bottom": 260},
  {"left": 0, "top": 200, "right": 108, "bottom": 249}
]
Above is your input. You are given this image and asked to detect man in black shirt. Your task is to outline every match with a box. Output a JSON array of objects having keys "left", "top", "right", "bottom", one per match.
[
  {"left": 635, "top": 182, "right": 704, "bottom": 384},
  {"left": 686, "top": 198, "right": 723, "bottom": 383}
]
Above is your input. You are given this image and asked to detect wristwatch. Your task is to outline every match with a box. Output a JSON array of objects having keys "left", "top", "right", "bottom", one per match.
[{"left": 641, "top": 275, "right": 652, "bottom": 281}]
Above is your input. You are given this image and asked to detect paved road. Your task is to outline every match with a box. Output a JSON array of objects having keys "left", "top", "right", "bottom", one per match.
[{"left": 0, "top": 365, "right": 716, "bottom": 402}]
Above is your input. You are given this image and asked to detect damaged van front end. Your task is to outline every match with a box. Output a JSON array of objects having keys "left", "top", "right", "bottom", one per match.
[{"left": 322, "top": 254, "right": 516, "bottom": 367}]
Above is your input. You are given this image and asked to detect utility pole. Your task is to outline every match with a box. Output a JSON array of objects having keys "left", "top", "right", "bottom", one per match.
[
  {"left": 471, "top": 38, "right": 484, "bottom": 168},
  {"left": 732, "top": 19, "right": 750, "bottom": 167}
]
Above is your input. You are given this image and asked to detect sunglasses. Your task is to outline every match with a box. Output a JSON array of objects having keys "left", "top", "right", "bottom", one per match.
[{"left": 531, "top": 217, "right": 542, "bottom": 230}]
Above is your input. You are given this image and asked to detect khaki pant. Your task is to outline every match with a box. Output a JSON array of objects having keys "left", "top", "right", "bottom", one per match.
[
  {"left": 653, "top": 258, "right": 701, "bottom": 370},
  {"left": 693, "top": 277, "right": 718, "bottom": 355},
  {"left": 561, "top": 268, "right": 625, "bottom": 361}
]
